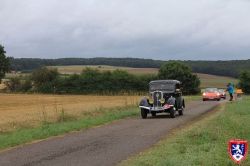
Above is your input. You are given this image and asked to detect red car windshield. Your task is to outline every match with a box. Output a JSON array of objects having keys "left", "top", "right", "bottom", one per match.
[{"left": 205, "top": 88, "right": 218, "bottom": 93}]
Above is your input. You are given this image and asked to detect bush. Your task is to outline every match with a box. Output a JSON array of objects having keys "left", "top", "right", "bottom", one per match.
[
  {"left": 158, "top": 62, "right": 200, "bottom": 95},
  {"left": 54, "top": 68, "right": 155, "bottom": 94},
  {"left": 31, "top": 67, "right": 59, "bottom": 93},
  {"left": 4, "top": 77, "right": 21, "bottom": 92},
  {"left": 238, "top": 70, "right": 250, "bottom": 94},
  {"left": 4, "top": 76, "right": 32, "bottom": 92}
]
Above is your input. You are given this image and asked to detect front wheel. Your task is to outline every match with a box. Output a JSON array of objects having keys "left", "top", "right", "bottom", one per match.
[
  {"left": 170, "top": 108, "right": 176, "bottom": 118},
  {"left": 141, "top": 108, "right": 148, "bottom": 119},
  {"left": 178, "top": 107, "right": 184, "bottom": 116}
]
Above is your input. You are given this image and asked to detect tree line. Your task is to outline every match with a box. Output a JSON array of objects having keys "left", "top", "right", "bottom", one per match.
[
  {"left": 10, "top": 58, "right": 250, "bottom": 78},
  {"left": 4, "top": 62, "right": 201, "bottom": 95},
  {"left": 1, "top": 44, "right": 250, "bottom": 94}
]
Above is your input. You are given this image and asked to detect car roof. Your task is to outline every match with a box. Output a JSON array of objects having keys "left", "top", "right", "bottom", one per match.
[{"left": 149, "top": 80, "right": 181, "bottom": 85}]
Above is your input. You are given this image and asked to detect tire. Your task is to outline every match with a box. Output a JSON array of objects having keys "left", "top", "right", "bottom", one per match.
[
  {"left": 178, "top": 107, "right": 184, "bottom": 116},
  {"left": 151, "top": 112, "right": 156, "bottom": 117},
  {"left": 203, "top": 99, "right": 206, "bottom": 101},
  {"left": 170, "top": 108, "right": 176, "bottom": 118},
  {"left": 217, "top": 98, "right": 221, "bottom": 101},
  {"left": 141, "top": 108, "right": 147, "bottom": 119}
]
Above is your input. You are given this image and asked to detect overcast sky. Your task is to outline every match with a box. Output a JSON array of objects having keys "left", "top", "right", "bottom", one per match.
[{"left": 1, "top": 0, "right": 250, "bottom": 60}]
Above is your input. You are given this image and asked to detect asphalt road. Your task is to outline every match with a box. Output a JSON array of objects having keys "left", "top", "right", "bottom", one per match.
[{"left": 0, "top": 100, "right": 223, "bottom": 166}]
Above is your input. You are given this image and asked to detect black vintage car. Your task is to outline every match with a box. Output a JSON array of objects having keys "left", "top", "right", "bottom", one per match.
[{"left": 139, "top": 80, "right": 185, "bottom": 118}]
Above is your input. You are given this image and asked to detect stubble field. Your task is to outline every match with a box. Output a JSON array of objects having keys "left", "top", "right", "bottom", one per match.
[{"left": 0, "top": 94, "right": 140, "bottom": 132}]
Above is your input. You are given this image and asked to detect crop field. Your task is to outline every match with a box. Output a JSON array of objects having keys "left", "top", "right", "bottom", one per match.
[
  {"left": 196, "top": 73, "right": 238, "bottom": 89},
  {"left": 0, "top": 94, "right": 140, "bottom": 132}
]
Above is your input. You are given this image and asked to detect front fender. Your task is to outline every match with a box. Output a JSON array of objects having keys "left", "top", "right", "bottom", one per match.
[
  {"left": 139, "top": 97, "right": 150, "bottom": 107},
  {"left": 167, "top": 97, "right": 176, "bottom": 105}
]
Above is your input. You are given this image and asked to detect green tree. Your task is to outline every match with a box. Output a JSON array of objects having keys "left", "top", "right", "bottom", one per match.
[
  {"left": 0, "top": 45, "right": 10, "bottom": 82},
  {"left": 158, "top": 61, "right": 200, "bottom": 94},
  {"left": 238, "top": 70, "right": 250, "bottom": 94},
  {"left": 31, "top": 67, "right": 59, "bottom": 93}
]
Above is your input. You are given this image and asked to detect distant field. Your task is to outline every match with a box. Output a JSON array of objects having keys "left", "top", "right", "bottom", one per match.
[
  {"left": 48, "top": 65, "right": 159, "bottom": 75},
  {"left": 48, "top": 65, "right": 238, "bottom": 89},
  {"left": 0, "top": 94, "right": 140, "bottom": 132},
  {"left": 196, "top": 73, "right": 238, "bottom": 89}
]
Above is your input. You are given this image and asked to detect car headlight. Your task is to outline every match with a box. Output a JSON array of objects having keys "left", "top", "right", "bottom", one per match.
[
  {"left": 148, "top": 97, "right": 153, "bottom": 104},
  {"left": 160, "top": 98, "right": 165, "bottom": 104}
]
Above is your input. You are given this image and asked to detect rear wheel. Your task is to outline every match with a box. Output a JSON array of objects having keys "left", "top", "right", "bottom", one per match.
[
  {"left": 151, "top": 112, "right": 156, "bottom": 117},
  {"left": 170, "top": 108, "right": 176, "bottom": 118},
  {"left": 217, "top": 98, "right": 221, "bottom": 101},
  {"left": 141, "top": 108, "right": 148, "bottom": 119}
]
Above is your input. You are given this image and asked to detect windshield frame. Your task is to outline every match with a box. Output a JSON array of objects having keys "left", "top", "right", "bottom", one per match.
[{"left": 149, "top": 83, "right": 176, "bottom": 92}]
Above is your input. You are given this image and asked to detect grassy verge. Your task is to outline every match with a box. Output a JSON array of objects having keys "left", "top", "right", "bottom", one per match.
[
  {"left": 0, "top": 106, "right": 138, "bottom": 150},
  {"left": 120, "top": 96, "right": 250, "bottom": 166}
]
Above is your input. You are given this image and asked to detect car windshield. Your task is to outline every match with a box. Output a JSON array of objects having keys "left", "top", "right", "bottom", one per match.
[
  {"left": 218, "top": 89, "right": 224, "bottom": 92},
  {"left": 205, "top": 88, "right": 218, "bottom": 92},
  {"left": 149, "top": 83, "right": 175, "bottom": 91}
]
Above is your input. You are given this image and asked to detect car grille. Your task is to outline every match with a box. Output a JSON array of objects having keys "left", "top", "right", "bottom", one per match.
[{"left": 153, "top": 91, "right": 163, "bottom": 107}]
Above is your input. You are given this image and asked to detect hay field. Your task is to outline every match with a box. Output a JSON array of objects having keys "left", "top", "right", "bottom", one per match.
[
  {"left": 48, "top": 65, "right": 159, "bottom": 75},
  {"left": 0, "top": 94, "right": 141, "bottom": 132},
  {"left": 196, "top": 73, "right": 238, "bottom": 89}
]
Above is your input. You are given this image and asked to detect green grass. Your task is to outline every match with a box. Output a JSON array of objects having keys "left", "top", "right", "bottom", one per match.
[
  {"left": 120, "top": 96, "right": 250, "bottom": 166},
  {"left": 0, "top": 106, "right": 138, "bottom": 150}
]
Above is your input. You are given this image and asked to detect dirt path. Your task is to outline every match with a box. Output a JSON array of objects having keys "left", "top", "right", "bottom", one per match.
[{"left": 0, "top": 100, "right": 223, "bottom": 166}]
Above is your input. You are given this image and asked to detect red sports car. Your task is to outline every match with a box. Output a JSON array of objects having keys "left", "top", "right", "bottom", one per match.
[
  {"left": 202, "top": 88, "right": 221, "bottom": 101},
  {"left": 218, "top": 89, "right": 226, "bottom": 99}
]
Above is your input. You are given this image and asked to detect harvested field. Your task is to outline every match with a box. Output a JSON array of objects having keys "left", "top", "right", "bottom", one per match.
[
  {"left": 196, "top": 73, "right": 238, "bottom": 88},
  {"left": 0, "top": 94, "right": 140, "bottom": 132}
]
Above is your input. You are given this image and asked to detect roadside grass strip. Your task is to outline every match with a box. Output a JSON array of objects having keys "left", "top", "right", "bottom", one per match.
[
  {"left": 0, "top": 106, "right": 138, "bottom": 150},
  {"left": 120, "top": 96, "right": 250, "bottom": 166}
]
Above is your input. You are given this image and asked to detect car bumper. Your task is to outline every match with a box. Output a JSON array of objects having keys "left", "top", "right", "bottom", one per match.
[
  {"left": 203, "top": 97, "right": 220, "bottom": 100},
  {"left": 139, "top": 105, "right": 174, "bottom": 112}
]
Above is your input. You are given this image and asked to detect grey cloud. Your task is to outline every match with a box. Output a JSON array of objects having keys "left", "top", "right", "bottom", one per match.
[{"left": 0, "top": 0, "right": 250, "bottom": 60}]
